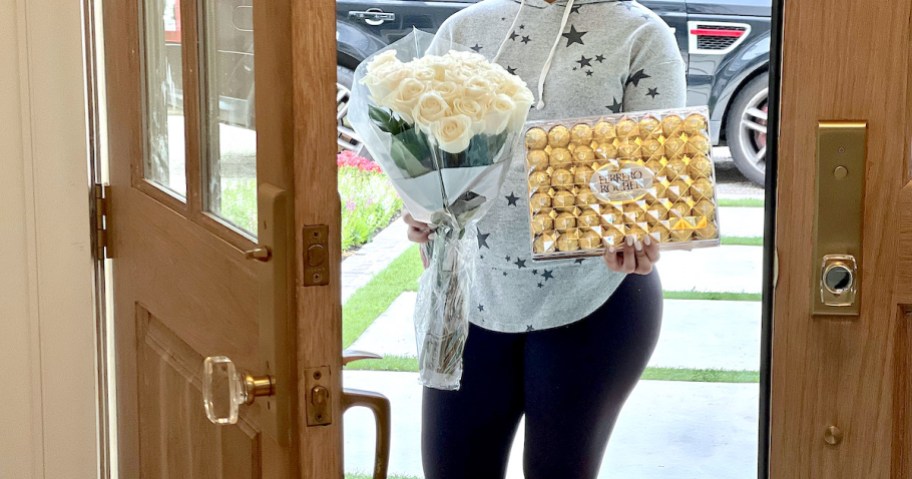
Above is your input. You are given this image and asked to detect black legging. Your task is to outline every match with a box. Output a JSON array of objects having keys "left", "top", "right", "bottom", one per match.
[{"left": 421, "top": 270, "right": 663, "bottom": 479}]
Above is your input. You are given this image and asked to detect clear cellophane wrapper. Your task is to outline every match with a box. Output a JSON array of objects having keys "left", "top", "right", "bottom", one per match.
[{"left": 523, "top": 106, "right": 722, "bottom": 260}]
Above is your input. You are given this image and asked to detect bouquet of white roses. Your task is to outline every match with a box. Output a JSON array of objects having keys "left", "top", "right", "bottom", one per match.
[{"left": 349, "top": 30, "right": 534, "bottom": 390}]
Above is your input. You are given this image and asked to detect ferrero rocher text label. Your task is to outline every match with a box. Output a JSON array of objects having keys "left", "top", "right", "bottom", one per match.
[{"left": 523, "top": 107, "right": 722, "bottom": 260}]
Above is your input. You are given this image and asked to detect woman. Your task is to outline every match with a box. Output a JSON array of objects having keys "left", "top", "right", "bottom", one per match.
[{"left": 406, "top": 1, "right": 686, "bottom": 477}]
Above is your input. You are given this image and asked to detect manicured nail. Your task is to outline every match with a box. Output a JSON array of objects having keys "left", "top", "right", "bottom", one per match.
[
  {"left": 626, "top": 236, "right": 634, "bottom": 247},
  {"left": 608, "top": 246, "right": 616, "bottom": 254},
  {"left": 428, "top": 233, "right": 437, "bottom": 240},
  {"left": 645, "top": 236, "right": 652, "bottom": 246},
  {"left": 635, "top": 240, "right": 643, "bottom": 252}
]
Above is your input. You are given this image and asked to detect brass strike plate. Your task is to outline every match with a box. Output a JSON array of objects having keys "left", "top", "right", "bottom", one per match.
[
  {"left": 303, "top": 225, "right": 330, "bottom": 286},
  {"left": 305, "top": 366, "right": 332, "bottom": 426},
  {"left": 812, "top": 121, "right": 866, "bottom": 316}
]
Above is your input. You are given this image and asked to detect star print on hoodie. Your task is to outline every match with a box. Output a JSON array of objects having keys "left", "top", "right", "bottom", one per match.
[{"left": 428, "top": 0, "right": 686, "bottom": 333}]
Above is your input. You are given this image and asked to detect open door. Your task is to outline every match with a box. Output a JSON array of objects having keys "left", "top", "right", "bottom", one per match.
[
  {"left": 771, "top": 0, "right": 912, "bottom": 476},
  {"left": 102, "top": 0, "right": 375, "bottom": 476}
]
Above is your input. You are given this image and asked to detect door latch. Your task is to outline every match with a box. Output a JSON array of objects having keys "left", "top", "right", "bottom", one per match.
[{"left": 305, "top": 366, "right": 332, "bottom": 426}]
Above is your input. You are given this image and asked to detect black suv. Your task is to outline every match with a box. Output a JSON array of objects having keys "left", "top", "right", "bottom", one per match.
[{"left": 336, "top": 0, "right": 772, "bottom": 185}]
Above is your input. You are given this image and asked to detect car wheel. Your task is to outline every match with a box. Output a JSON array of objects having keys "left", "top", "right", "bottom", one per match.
[
  {"left": 337, "top": 65, "right": 364, "bottom": 155},
  {"left": 726, "top": 72, "right": 769, "bottom": 186}
]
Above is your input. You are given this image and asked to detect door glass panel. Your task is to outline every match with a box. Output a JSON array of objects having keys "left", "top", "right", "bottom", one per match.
[
  {"left": 143, "top": 0, "right": 187, "bottom": 197},
  {"left": 201, "top": 0, "right": 257, "bottom": 236}
]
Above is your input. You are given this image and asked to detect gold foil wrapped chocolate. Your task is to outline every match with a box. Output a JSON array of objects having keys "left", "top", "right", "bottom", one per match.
[{"left": 524, "top": 108, "right": 720, "bottom": 259}]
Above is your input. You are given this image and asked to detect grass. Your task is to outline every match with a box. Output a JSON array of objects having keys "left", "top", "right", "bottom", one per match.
[
  {"left": 721, "top": 236, "right": 765, "bottom": 246},
  {"left": 663, "top": 291, "right": 762, "bottom": 301},
  {"left": 344, "top": 355, "right": 759, "bottom": 383},
  {"left": 220, "top": 178, "right": 258, "bottom": 234},
  {"left": 343, "top": 245, "right": 424, "bottom": 348},
  {"left": 718, "top": 198, "right": 764, "bottom": 208}
]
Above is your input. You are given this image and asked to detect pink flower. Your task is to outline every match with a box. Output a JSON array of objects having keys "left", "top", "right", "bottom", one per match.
[
  {"left": 346, "top": 200, "right": 357, "bottom": 212},
  {"left": 337, "top": 151, "right": 382, "bottom": 173}
]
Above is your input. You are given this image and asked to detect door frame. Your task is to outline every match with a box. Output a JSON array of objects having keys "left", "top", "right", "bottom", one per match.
[{"left": 0, "top": 0, "right": 100, "bottom": 476}]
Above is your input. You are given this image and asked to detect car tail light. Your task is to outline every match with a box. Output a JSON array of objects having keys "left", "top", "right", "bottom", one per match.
[{"left": 688, "top": 21, "right": 751, "bottom": 55}]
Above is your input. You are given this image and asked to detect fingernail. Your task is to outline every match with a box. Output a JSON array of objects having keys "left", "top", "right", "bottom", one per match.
[
  {"left": 626, "top": 236, "right": 634, "bottom": 247},
  {"left": 645, "top": 236, "right": 652, "bottom": 246},
  {"left": 635, "top": 241, "right": 643, "bottom": 252},
  {"left": 608, "top": 246, "right": 616, "bottom": 253},
  {"left": 428, "top": 233, "right": 437, "bottom": 240}
]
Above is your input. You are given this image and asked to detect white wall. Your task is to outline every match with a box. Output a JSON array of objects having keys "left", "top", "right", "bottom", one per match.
[{"left": 0, "top": 0, "right": 100, "bottom": 477}]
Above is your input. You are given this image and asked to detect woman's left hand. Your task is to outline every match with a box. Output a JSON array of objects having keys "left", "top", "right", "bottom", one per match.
[{"left": 603, "top": 235, "right": 660, "bottom": 275}]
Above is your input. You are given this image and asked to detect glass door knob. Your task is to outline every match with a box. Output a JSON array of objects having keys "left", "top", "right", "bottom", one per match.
[{"left": 202, "top": 356, "right": 275, "bottom": 425}]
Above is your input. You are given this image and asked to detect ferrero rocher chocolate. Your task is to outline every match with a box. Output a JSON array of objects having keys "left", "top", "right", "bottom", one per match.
[
  {"left": 596, "top": 143, "right": 619, "bottom": 160},
  {"left": 642, "top": 139, "right": 664, "bottom": 160},
  {"left": 553, "top": 190, "right": 576, "bottom": 210},
  {"left": 684, "top": 113, "right": 707, "bottom": 135},
  {"left": 688, "top": 155, "right": 713, "bottom": 178},
  {"left": 571, "top": 124, "right": 594, "bottom": 145},
  {"left": 691, "top": 178, "right": 714, "bottom": 200},
  {"left": 531, "top": 213, "right": 554, "bottom": 234},
  {"left": 572, "top": 146, "right": 596, "bottom": 165},
  {"left": 530, "top": 192, "right": 551, "bottom": 212},
  {"left": 574, "top": 166, "right": 594, "bottom": 185},
  {"left": 555, "top": 212, "right": 577, "bottom": 232},
  {"left": 593, "top": 121, "right": 617, "bottom": 142},
  {"left": 523, "top": 108, "right": 720, "bottom": 259},
  {"left": 579, "top": 230, "right": 603, "bottom": 249},
  {"left": 662, "top": 115, "right": 683, "bottom": 137},
  {"left": 526, "top": 128, "right": 548, "bottom": 149},
  {"left": 576, "top": 190, "right": 598, "bottom": 206},
  {"left": 548, "top": 125, "right": 571, "bottom": 148},
  {"left": 534, "top": 233, "right": 557, "bottom": 254},
  {"left": 686, "top": 134, "right": 711, "bottom": 156},
  {"left": 616, "top": 119, "right": 638, "bottom": 138},
  {"left": 529, "top": 171, "right": 551, "bottom": 189},
  {"left": 527, "top": 150, "right": 550, "bottom": 170},
  {"left": 550, "top": 148, "right": 573, "bottom": 168},
  {"left": 578, "top": 209, "right": 600, "bottom": 228},
  {"left": 639, "top": 117, "right": 661, "bottom": 139},
  {"left": 557, "top": 233, "right": 580, "bottom": 252}
]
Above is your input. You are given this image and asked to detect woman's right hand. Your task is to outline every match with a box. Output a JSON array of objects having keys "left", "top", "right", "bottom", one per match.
[{"left": 404, "top": 213, "right": 435, "bottom": 244}]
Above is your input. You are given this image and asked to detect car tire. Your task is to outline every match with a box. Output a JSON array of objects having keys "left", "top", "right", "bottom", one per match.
[
  {"left": 337, "top": 65, "right": 364, "bottom": 155},
  {"left": 726, "top": 72, "right": 770, "bottom": 186}
]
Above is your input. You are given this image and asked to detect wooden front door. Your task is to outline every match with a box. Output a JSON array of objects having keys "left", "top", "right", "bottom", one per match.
[
  {"left": 771, "top": 0, "right": 912, "bottom": 476},
  {"left": 103, "top": 0, "right": 343, "bottom": 476}
]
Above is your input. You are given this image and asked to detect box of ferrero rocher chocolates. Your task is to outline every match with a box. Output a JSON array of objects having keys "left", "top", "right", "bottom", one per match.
[{"left": 523, "top": 107, "right": 721, "bottom": 260}]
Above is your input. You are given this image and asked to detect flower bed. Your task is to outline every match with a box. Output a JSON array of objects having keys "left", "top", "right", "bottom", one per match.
[{"left": 338, "top": 150, "right": 403, "bottom": 251}]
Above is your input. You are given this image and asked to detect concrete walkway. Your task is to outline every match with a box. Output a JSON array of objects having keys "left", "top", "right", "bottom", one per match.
[
  {"left": 343, "top": 371, "right": 759, "bottom": 479},
  {"left": 351, "top": 294, "right": 761, "bottom": 371},
  {"left": 342, "top": 219, "right": 411, "bottom": 304}
]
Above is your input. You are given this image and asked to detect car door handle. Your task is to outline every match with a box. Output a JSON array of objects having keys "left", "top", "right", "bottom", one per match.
[{"left": 349, "top": 8, "right": 396, "bottom": 26}]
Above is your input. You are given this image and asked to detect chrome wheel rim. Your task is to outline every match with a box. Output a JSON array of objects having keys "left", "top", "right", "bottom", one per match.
[
  {"left": 337, "top": 82, "right": 363, "bottom": 153},
  {"left": 737, "top": 87, "right": 769, "bottom": 178}
]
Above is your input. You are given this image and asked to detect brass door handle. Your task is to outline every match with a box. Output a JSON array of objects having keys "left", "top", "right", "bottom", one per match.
[{"left": 342, "top": 349, "right": 390, "bottom": 479}]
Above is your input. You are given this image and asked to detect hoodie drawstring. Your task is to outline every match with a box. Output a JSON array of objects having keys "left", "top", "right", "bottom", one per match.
[
  {"left": 492, "top": 0, "right": 526, "bottom": 63},
  {"left": 492, "top": 0, "right": 577, "bottom": 110},
  {"left": 537, "top": 0, "right": 575, "bottom": 110}
]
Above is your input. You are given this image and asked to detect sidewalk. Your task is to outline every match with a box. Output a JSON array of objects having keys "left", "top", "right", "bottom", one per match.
[{"left": 343, "top": 371, "right": 759, "bottom": 479}]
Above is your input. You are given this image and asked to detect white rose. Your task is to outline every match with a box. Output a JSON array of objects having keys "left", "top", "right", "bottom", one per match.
[
  {"left": 364, "top": 64, "right": 413, "bottom": 102},
  {"left": 432, "top": 114, "right": 475, "bottom": 154},
  {"left": 452, "top": 98, "right": 486, "bottom": 133},
  {"left": 465, "top": 76, "right": 494, "bottom": 99},
  {"left": 413, "top": 66, "right": 437, "bottom": 83},
  {"left": 412, "top": 92, "right": 451, "bottom": 132},
  {"left": 483, "top": 93, "right": 516, "bottom": 136},
  {"left": 380, "top": 77, "right": 427, "bottom": 122},
  {"left": 432, "top": 80, "right": 463, "bottom": 103},
  {"left": 444, "top": 67, "right": 471, "bottom": 84},
  {"left": 367, "top": 50, "right": 399, "bottom": 72}
]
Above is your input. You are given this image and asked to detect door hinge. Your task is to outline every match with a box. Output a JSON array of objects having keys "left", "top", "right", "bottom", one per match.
[{"left": 93, "top": 183, "right": 110, "bottom": 260}]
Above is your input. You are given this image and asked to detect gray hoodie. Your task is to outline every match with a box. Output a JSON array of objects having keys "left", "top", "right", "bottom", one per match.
[{"left": 429, "top": 0, "right": 686, "bottom": 333}]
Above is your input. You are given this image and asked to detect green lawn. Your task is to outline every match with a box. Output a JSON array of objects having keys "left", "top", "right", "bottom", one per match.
[
  {"left": 345, "top": 355, "right": 759, "bottom": 383},
  {"left": 721, "top": 236, "right": 765, "bottom": 246},
  {"left": 718, "top": 197, "right": 765, "bottom": 208},
  {"left": 347, "top": 475, "right": 420, "bottom": 479},
  {"left": 343, "top": 245, "right": 423, "bottom": 348}
]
